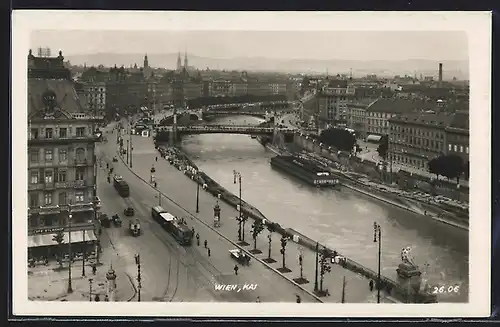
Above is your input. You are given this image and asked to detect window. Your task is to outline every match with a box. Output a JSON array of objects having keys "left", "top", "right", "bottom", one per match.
[
  {"left": 59, "top": 149, "right": 67, "bottom": 162},
  {"left": 29, "top": 216, "right": 38, "bottom": 228},
  {"left": 44, "top": 170, "right": 53, "bottom": 184},
  {"left": 29, "top": 193, "right": 39, "bottom": 207},
  {"left": 30, "top": 150, "right": 39, "bottom": 163},
  {"left": 45, "top": 128, "right": 53, "bottom": 139},
  {"left": 454, "top": 145, "right": 457, "bottom": 152},
  {"left": 75, "top": 191, "right": 85, "bottom": 203},
  {"left": 75, "top": 148, "right": 86, "bottom": 162},
  {"left": 460, "top": 145, "right": 463, "bottom": 153},
  {"left": 466, "top": 146, "right": 469, "bottom": 154},
  {"left": 44, "top": 192, "right": 53, "bottom": 205},
  {"left": 30, "top": 171, "right": 39, "bottom": 184},
  {"left": 58, "top": 192, "right": 67, "bottom": 205},
  {"left": 448, "top": 144, "right": 452, "bottom": 151},
  {"left": 76, "top": 167, "right": 85, "bottom": 181},
  {"left": 58, "top": 171, "right": 67, "bottom": 182},
  {"left": 59, "top": 128, "right": 67, "bottom": 138},
  {"left": 44, "top": 216, "right": 56, "bottom": 227},
  {"left": 76, "top": 127, "right": 85, "bottom": 137},
  {"left": 31, "top": 128, "right": 39, "bottom": 139},
  {"left": 45, "top": 149, "right": 53, "bottom": 161}
]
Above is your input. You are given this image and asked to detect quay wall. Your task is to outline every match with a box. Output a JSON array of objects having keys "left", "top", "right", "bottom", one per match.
[{"left": 158, "top": 144, "right": 437, "bottom": 303}]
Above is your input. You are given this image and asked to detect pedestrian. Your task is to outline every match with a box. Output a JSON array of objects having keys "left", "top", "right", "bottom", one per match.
[
  {"left": 106, "top": 163, "right": 109, "bottom": 169},
  {"left": 196, "top": 233, "right": 200, "bottom": 246},
  {"left": 92, "top": 264, "right": 97, "bottom": 275},
  {"left": 107, "top": 176, "right": 110, "bottom": 184},
  {"left": 207, "top": 248, "right": 211, "bottom": 257},
  {"left": 155, "top": 156, "right": 158, "bottom": 162},
  {"left": 296, "top": 295, "right": 301, "bottom": 303},
  {"left": 94, "top": 294, "right": 100, "bottom": 302},
  {"left": 191, "top": 227, "right": 195, "bottom": 236},
  {"left": 154, "top": 181, "right": 157, "bottom": 188},
  {"left": 234, "top": 264, "right": 239, "bottom": 275},
  {"left": 204, "top": 240, "right": 208, "bottom": 249},
  {"left": 256, "top": 296, "right": 261, "bottom": 303},
  {"left": 105, "top": 295, "right": 109, "bottom": 302},
  {"left": 369, "top": 279, "right": 374, "bottom": 292}
]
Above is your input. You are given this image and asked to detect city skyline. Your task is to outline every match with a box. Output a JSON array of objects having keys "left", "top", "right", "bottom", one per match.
[{"left": 31, "top": 30, "right": 468, "bottom": 62}]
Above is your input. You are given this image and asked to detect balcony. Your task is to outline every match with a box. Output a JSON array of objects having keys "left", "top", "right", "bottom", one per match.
[
  {"left": 29, "top": 202, "right": 96, "bottom": 215},
  {"left": 74, "top": 180, "right": 87, "bottom": 188},
  {"left": 74, "top": 158, "right": 89, "bottom": 167},
  {"left": 28, "top": 183, "right": 46, "bottom": 191}
]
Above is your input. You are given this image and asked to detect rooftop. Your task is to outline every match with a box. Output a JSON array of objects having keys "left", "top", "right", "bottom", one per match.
[
  {"left": 28, "top": 79, "right": 84, "bottom": 116},
  {"left": 389, "top": 112, "right": 455, "bottom": 128},
  {"left": 366, "top": 98, "right": 435, "bottom": 114},
  {"left": 447, "top": 110, "right": 469, "bottom": 131},
  {"left": 325, "top": 79, "right": 348, "bottom": 89}
]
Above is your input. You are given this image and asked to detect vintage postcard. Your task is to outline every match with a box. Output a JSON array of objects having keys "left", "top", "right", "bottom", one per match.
[{"left": 11, "top": 11, "right": 491, "bottom": 317}]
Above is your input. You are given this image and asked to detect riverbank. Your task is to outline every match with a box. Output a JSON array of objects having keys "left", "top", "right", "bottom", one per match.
[
  {"left": 155, "top": 143, "right": 436, "bottom": 303},
  {"left": 261, "top": 142, "right": 468, "bottom": 231}
]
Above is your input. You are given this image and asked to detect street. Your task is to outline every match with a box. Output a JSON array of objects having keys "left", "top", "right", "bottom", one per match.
[
  {"left": 107, "top": 123, "right": 395, "bottom": 303},
  {"left": 96, "top": 126, "right": 319, "bottom": 302}
]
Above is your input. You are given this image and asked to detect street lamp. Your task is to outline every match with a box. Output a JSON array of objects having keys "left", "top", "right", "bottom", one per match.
[
  {"left": 196, "top": 182, "right": 200, "bottom": 213},
  {"left": 373, "top": 222, "right": 382, "bottom": 304},
  {"left": 89, "top": 278, "right": 93, "bottom": 302},
  {"left": 126, "top": 139, "right": 130, "bottom": 164},
  {"left": 67, "top": 203, "right": 73, "bottom": 293},
  {"left": 135, "top": 253, "right": 142, "bottom": 302},
  {"left": 130, "top": 134, "right": 133, "bottom": 168}
]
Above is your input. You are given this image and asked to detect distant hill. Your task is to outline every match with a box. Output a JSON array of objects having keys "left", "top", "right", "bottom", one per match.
[{"left": 66, "top": 52, "right": 469, "bottom": 80}]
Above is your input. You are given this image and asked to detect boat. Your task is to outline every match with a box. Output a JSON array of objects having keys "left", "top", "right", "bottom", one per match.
[{"left": 270, "top": 155, "right": 338, "bottom": 187}]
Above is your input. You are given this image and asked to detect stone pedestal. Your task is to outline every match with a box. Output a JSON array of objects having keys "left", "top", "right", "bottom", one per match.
[{"left": 106, "top": 266, "right": 117, "bottom": 302}]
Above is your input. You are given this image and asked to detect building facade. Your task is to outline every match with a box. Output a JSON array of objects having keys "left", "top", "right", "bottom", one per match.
[
  {"left": 445, "top": 110, "right": 470, "bottom": 177},
  {"left": 388, "top": 112, "right": 452, "bottom": 170},
  {"left": 316, "top": 80, "right": 355, "bottom": 128},
  {"left": 83, "top": 82, "right": 106, "bottom": 116},
  {"left": 27, "top": 50, "right": 101, "bottom": 259}
]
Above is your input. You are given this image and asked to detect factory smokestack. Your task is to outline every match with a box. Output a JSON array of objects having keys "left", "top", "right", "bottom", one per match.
[{"left": 438, "top": 62, "right": 443, "bottom": 87}]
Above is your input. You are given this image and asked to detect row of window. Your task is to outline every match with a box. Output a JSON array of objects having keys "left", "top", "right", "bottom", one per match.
[
  {"left": 28, "top": 212, "right": 88, "bottom": 228},
  {"left": 29, "top": 190, "right": 87, "bottom": 207},
  {"left": 394, "top": 155, "right": 427, "bottom": 169},
  {"left": 391, "top": 135, "right": 444, "bottom": 150},
  {"left": 30, "top": 167, "right": 87, "bottom": 184},
  {"left": 367, "top": 119, "right": 389, "bottom": 127},
  {"left": 391, "top": 125, "right": 445, "bottom": 139},
  {"left": 448, "top": 143, "right": 469, "bottom": 154},
  {"left": 30, "top": 126, "right": 86, "bottom": 139},
  {"left": 29, "top": 147, "right": 87, "bottom": 164}
]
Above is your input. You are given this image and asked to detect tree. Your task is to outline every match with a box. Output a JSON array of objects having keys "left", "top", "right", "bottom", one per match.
[
  {"left": 440, "top": 155, "right": 464, "bottom": 184},
  {"left": 319, "top": 128, "right": 356, "bottom": 152},
  {"left": 319, "top": 248, "right": 332, "bottom": 294},
  {"left": 250, "top": 219, "right": 265, "bottom": 254},
  {"left": 241, "top": 214, "right": 249, "bottom": 244},
  {"left": 428, "top": 156, "right": 443, "bottom": 180},
  {"left": 377, "top": 135, "right": 389, "bottom": 159},
  {"left": 265, "top": 223, "right": 277, "bottom": 263},
  {"left": 52, "top": 230, "right": 65, "bottom": 268},
  {"left": 279, "top": 236, "right": 288, "bottom": 271}
]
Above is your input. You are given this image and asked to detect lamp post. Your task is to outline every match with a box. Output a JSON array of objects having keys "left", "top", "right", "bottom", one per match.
[
  {"left": 130, "top": 134, "right": 133, "bottom": 168},
  {"left": 233, "top": 171, "right": 242, "bottom": 241},
  {"left": 82, "top": 229, "right": 86, "bottom": 277},
  {"left": 196, "top": 182, "right": 200, "bottom": 213},
  {"left": 314, "top": 242, "right": 319, "bottom": 292},
  {"left": 89, "top": 278, "right": 93, "bottom": 302},
  {"left": 67, "top": 202, "right": 73, "bottom": 293},
  {"left": 126, "top": 139, "right": 129, "bottom": 164},
  {"left": 373, "top": 222, "right": 382, "bottom": 304}
]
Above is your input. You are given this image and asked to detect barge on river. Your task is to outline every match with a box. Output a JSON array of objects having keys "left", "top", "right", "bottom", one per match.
[{"left": 270, "top": 155, "right": 338, "bottom": 187}]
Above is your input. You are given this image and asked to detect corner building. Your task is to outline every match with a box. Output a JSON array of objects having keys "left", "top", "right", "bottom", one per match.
[{"left": 27, "top": 49, "right": 101, "bottom": 259}]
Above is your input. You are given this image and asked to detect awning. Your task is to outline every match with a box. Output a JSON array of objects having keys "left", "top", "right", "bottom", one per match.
[
  {"left": 366, "top": 134, "right": 382, "bottom": 142},
  {"left": 28, "top": 230, "right": 97, "bottom": 248}
]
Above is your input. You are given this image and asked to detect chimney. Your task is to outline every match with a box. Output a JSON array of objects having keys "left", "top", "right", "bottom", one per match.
[{"left": 438, "top": 62, "right": 443, "bottom": 87}]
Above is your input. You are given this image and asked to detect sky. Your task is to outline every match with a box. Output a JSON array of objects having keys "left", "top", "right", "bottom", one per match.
[{"left": 30, "top": 30, "right": 468, "bottom": 62}]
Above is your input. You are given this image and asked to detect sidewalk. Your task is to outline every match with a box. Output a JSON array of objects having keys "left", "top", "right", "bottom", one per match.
[
  {"left": 119, "top": 133, "right": 396, "bottom": 303},
  {"left": 28, "top": 235, "right": 136, "bottom": 302}
]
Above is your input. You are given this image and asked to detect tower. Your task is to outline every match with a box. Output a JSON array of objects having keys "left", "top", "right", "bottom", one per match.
[
  {"left": 143, "top": 54, "right": 149, "bottom": 68},
  {"left": 176, "top": 52, "right": 182, "bottom": 70},
  {"left": 184, "top": 51, "right": 188, "bottom": 69},
  {"left": 438, "top": 63, "right": 443, "bottom": 87}
]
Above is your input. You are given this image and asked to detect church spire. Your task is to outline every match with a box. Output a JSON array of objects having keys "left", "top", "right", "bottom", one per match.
[
  {"left": 176, "top": 52, "right": 182, "bottom": 70},
  {"left": 143, "top": 54, "right": 149, "bottom": 68},
  {"left": 184, "top": 50, "right": 188, "bottom": 68}
]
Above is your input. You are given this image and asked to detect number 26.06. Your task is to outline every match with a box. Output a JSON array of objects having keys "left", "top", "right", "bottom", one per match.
[{"left": 432, "top": 285, "right": 460, "bottom": 293}]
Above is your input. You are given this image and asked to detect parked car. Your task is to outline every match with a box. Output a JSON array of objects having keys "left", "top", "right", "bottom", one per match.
[{"left": 124, "top": 207, "right": 135, "bottom": 217}]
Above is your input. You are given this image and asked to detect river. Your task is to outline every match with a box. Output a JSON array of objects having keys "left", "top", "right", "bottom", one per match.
[{"left": 179, "top": 115, "right": 469, "bottom": 302}]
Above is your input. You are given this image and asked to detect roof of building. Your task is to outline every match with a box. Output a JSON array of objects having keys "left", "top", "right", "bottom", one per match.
[
  {"left": 325, "top": 79, "right": 348, "bottom": 88},
  {"left": 447, "top": 110, "right": 469, "bottom": 131},
  {"left": 366, "top": 98, "right": 435, "bottom": 114},
  {"left": 388, "top": 112, "right": 455, "bottom": 128},
  {"left": 28, "top": 78, "right": 84, "bottom": 116}
]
